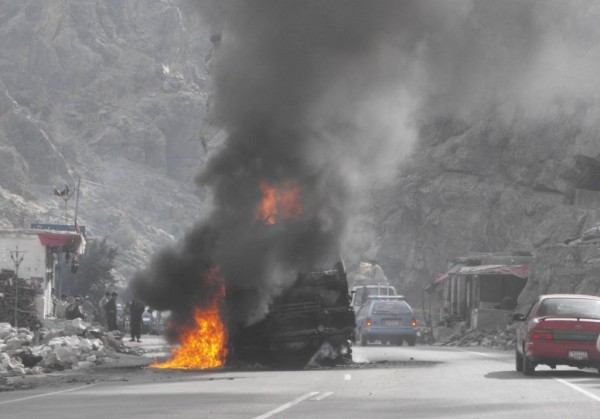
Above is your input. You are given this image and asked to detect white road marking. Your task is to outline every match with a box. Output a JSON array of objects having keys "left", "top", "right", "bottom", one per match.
[
  {"left": 555, "top": 378, "right": 600, "bottom": 403},
  {"left": 313, "top": 391, "right": 334, "bottom": 401},
  {"left": 252, "top": 392, "right": 320, "bottom": 419},
  {"left": 0, "top": 384, "right": 92, "bottom": 405}
]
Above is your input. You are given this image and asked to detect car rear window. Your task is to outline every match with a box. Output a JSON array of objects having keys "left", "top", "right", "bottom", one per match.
[
  {"left": 373, "top": 301, "right": 412, "bottom": 315},
  {"left": 364, "top": 287, "right": 395, "bottom": 296},
  {"left": 538, "top": 298, "right": 600, "bottom": 319}
]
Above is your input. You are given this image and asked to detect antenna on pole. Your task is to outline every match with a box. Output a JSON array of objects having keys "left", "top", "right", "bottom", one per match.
[{"left": 53, "top": 182, "right": 76, "bottom": 224}]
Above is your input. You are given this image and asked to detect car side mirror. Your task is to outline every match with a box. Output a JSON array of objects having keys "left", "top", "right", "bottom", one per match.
[{"left": 512, "top": 313, "right": 526, "bottom": 321}]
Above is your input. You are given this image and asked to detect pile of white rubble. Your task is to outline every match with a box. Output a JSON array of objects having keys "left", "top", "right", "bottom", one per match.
[
  {"left": 438, "top": 323, "right": 517, "bottom": 350},
  {"left": 0, "top": 319, "right": 140, "bottom": 377}
]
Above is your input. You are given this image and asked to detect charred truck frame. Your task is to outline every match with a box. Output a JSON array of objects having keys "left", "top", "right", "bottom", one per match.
[{"left": 230, "top": 261, "right": 356, "bottom": 366}]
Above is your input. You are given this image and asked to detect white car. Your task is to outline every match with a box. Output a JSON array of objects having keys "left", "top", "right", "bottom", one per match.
[{"left": 350, "top": 284, "right": 398, "bottom": 310}]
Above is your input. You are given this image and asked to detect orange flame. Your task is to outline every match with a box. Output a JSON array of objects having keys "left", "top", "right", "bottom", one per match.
[
  {"left": 256, "top": 181, "right": 302, "bottom": 224},
  {"left": 151, "top": 267, "right": 228, "bottom": 369}
]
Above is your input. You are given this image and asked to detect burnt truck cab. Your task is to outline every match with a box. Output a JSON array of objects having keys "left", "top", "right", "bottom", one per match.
[{"left": 230, "top": 261, "right": 356, "bottom": 366}]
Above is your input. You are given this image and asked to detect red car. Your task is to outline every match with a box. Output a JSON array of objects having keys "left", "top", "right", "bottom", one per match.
[{"left": 513, "top": 294, "right": 600, "bottom": 376}]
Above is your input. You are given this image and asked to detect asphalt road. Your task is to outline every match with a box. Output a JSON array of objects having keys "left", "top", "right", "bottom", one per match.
[{"left": 2, "top": 341, "right": 600, "bottom": 418}]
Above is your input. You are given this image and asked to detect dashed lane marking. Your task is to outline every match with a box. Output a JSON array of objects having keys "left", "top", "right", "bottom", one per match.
[
  {"left": 0, "top": 384, "right": 93, "bottom": 405},
  {"left": 312, "top": 392, "right": 334, "bottom": 401},
  {"left": 253, "top": 391, "right": 333, "bottom": 419}
]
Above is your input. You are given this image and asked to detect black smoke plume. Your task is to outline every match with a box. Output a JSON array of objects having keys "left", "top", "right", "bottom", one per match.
[
  {"left": 133, "top": 0, "right": 598, "bottom": 333},
  {"left": 132, "top": 0, "right": 422, "bottom": 331}
]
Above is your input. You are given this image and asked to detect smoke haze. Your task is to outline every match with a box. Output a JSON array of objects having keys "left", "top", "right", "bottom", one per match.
[{"left": 133, "top": 0, "right": 600, "bottom": 331}]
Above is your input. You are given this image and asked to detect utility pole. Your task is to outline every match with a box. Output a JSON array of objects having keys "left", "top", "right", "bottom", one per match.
[
  {"left": 10, "top": 246, "right": 26, "bottom": 328},
  {"left": 73, "top": 177, "right": 81, "bottom": 226}
]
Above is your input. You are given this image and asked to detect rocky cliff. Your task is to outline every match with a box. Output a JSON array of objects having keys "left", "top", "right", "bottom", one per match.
[
  {"left": 376, "top": 109, "right": 600, "bottom": 304},
  {"left": 1, "top": 1, "right": 599, "bottom": 308},
  {"left": 0, "top": 0, "right": 215, "bottom": 280}
]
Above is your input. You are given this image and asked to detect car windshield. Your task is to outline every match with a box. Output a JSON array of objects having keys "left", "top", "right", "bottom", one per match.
[
  {"left": 537, "top": 298, "right": 600, "bottom": 319},
  {"left": 373, "top": 301, "right": 411, "bottom": 315}
]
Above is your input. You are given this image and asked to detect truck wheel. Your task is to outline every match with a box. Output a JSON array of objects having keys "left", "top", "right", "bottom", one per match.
[{"left": 406, "top": 336, "right": 416, "bottom": 347}]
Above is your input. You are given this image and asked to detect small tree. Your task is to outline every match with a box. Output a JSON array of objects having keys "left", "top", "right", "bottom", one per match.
[{"left": 69, "top": 237, "right": 119, "bottom": 302}]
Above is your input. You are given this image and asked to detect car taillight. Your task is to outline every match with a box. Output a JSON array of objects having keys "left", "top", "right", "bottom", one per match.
[
  {"left": 365, "top": 318, "right": 372, "bottom": 327},
  {"left": 411, "top": 319, "right": 417, "bottom": 328},
  {"left": 530, "top": 329, "right": 553, "bottom": 341}
]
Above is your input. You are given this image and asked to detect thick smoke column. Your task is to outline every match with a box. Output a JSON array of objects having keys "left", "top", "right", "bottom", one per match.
[
  {"left": 133, "top": 0, "right": 600, "bottom": 331},
  {"left": 133, "top": 0, "right": 426, "bottom": 329}
]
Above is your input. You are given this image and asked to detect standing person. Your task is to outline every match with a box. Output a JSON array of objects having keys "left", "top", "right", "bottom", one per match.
[
  {"left": 55, "top": 294, "right": 68, "bottom": 319},
  {"left": 82, "top": 296, "right": 95, "bottom": 323},
  {"left": 98, "top": 292, "right": 110, "bottom": 328},
  {"left": 129, "top": 298, "right": 145, "bottom": 342},
  {"left": 51, "top": 288, "right": 58, "bottom": 316},
  {"left": 104, "top": 291, "right": 119, "bottom": 331}
]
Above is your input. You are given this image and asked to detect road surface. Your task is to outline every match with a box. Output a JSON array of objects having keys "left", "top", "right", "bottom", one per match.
[{"left": 2, "top": 342, "right": 600, "bottom": 418}]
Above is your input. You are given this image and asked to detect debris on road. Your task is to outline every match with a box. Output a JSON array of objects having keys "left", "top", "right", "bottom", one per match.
[
  {"left": 436, "top": 323, "right": 517, "bottom": 350},
  {"left": 0, "top": 318, "right": 143, "bottom": 381}
]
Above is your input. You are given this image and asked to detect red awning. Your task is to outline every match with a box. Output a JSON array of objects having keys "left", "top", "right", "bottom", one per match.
[{"left": 37, "top": 232, "right": 82, "bottom": 252}]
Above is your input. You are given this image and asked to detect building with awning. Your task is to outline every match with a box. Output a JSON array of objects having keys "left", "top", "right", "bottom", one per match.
[
  {"left": 433, "top": 252, "right": 532, "bottom": 329},
  {"left": 0, "top": 225, "right": 86, "bottom": 325}
]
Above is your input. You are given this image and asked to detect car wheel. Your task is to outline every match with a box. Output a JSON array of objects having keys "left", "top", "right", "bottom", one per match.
[
  {"left": 396, "top": 338, "right": 404, "bottom": 346},
  {"left": 406, "top": 336, "right": 416, "bottom": 347},
  {"left": 522, "top": 347, "right": 535, "bottom": 376},
  {"left": 515, "top": 349, "right": 523, "bottom": 372}
]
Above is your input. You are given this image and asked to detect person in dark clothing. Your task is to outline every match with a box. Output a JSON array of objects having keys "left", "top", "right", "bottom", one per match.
[
  {"left": 104, "top": 292, "right": 119, "bottom": 331},
  {"left": 65, "top": 297, "right": 85, "bottom": 320},
  {"left": 129, "top": 298, "right": 145, "bottom": 342}
]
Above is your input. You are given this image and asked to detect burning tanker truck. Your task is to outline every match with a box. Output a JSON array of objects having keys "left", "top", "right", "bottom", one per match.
[
  {"left": 228, "top": 259, "right": 356, "bottom": 366},
  {"left": 133, "top": 180, "right": 356, "bottom": 369}
]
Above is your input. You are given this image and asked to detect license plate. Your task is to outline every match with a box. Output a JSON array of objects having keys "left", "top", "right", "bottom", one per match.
[
  {"left": 384, "top": 320, "right": 399, "bottom": 326},
  {"left": 568, "top": 350, "right": 588, "bottom": 360}
]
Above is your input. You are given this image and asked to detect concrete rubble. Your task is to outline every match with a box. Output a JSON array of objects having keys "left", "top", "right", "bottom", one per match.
[
  {"left": 0, "top": 319, "right": 143, "bottom": 379},
  {"left": 436, "top": 323, "right": 517, "bottom": 351}
]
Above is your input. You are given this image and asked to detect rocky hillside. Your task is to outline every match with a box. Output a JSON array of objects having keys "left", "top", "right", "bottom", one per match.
[
  {"left": 0, "top": 0, "right": 216, "bottom": 280},
  {"left": 1, "top": 1, "right": 599, "bottom": 309},
  {"left": 376, "top": 109, "right": 600, "bottom": 304}
]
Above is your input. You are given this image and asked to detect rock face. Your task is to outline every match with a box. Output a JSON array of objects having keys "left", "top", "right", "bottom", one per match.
[
  {"left": 375, "top": 110, "right": 600, "bottom": 303},
  {"left": 0, "top": 1, "right": 599, "bottom": 308},
  {"left": 0, "top": 0, "right": 214, "bottom": 279},
  {"left": 521, "top": 244, "right": 600, "bottom": 306}
]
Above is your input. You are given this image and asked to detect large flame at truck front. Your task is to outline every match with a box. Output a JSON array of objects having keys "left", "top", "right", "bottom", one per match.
[{"left": 151, "top": 267, "right": 228, "bottom": 370}]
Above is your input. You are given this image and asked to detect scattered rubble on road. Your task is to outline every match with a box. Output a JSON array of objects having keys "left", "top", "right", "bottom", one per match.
[{"left": 0, "top": 318, "right": 145, "bottom": 387}]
